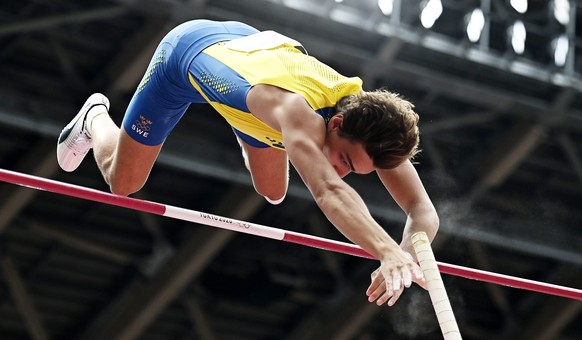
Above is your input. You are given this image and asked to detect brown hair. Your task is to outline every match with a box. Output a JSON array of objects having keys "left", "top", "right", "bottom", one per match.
[{"left": 335, "top": 89, "right": 420, "bottom": 169}]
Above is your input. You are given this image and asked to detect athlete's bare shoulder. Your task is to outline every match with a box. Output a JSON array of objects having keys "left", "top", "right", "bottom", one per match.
[{"left": 247, "top": 84, "right": 314, "bottom": 131}]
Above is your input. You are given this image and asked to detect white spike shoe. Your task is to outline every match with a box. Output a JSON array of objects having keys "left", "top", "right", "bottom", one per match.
[{"left": 56, "top": 93, "right": 110, "bottom": 172}]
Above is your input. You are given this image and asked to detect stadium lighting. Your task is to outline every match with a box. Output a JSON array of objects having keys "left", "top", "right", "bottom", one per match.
[
  {"left": 509, "top": 20, "right": 526, "bottom": 55},
  {"left": 510, "top": 0, "right": 528, "bottom": 14},
  {"left": 420, "top": 0, "right": 443, "bottom": 29},
  {"left": 378, "top": 0, "right": 394, "bottom": 16},
  {"left": 466, "top": 8, "right": 485, "bottom": 43},
  {"left": 552, "top": 34, "right": 569, "bottom": 67},
  {"left": 553, "top": 0, "right": 570, "bottom": 25}
]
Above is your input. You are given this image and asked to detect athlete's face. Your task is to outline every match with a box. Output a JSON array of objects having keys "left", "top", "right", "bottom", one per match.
[{"left": 322, "top": 115, "right": 375, "bottom": 178}]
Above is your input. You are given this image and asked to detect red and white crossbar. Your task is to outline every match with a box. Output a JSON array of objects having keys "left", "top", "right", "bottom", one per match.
[{"left": 1, "top": 168, "right": 581, "bottom": 301}]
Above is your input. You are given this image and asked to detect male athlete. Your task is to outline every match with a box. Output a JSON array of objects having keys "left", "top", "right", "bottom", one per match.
[{"left": 56, "top": 20, "right": 439, "bottom": 307}]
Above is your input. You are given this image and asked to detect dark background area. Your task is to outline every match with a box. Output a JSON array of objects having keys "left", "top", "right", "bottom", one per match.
[{"left": 0, "top": 0, "right": 581, "bottom": 339}]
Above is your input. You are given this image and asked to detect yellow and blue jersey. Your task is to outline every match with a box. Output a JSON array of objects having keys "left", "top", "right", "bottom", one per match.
[
  {"left": 122, "top": 20, "right": 363, "bottom": 148},
  {"left": 188, "top": 31, "right": 363, "bottom": 149}
]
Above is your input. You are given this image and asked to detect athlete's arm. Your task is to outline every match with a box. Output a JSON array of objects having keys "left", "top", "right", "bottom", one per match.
[
  {"left": 377, "top": 160, "right": 439, "bottom": 257},
  {"left": 247, "top": 85, "right": 425, "bottom": 306},
  {"left": 365, "top": 161, "right": 439, "bottom": 305}
]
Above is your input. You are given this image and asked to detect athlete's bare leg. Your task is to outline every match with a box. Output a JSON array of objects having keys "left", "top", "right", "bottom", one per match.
[
  {"left": 238, "top": 137, "right": 288, "bottom": 204},
  {"left": 90, "top": 108, "right": 162, "bottom": 196}
]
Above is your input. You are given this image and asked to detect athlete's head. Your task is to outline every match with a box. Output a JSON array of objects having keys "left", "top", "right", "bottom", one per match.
[{"left": 331, "top": 89, "right": 420, "bottom": 171}]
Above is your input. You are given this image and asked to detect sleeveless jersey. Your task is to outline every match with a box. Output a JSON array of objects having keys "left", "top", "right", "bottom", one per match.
[{"left": 187, "top": 31, "right": 363, "bottom": 149}]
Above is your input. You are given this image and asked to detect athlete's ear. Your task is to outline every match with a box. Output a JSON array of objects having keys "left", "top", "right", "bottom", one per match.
[{"left": 328, "top": 114, "right": 343, "bottom": 131}]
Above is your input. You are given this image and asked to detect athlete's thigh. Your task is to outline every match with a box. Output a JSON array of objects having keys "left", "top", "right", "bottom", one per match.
[
  {"left": 245, "top": 143, "right": 289, "bottom": 197},
  {"left": 115, "top": 92, "right": 184, "bottom": 191},
  {"left": 115, "top": 42, "right": 190, "bottom": 189}
]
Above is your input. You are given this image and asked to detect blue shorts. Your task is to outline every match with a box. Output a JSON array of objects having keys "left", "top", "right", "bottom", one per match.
[{"left": 121, "top": 20, "right": 259, "bottom": 146}]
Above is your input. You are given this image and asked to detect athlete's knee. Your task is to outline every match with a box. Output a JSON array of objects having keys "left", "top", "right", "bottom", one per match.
[
  {"left": 258, "top": 185, "right": 287, "bottom": 205},
  {"left": 253, "top": 179, "right": 288, "bottom": 205},
  {"left": 108, "top": 173, "right": 146, "bottom": 196},
  {"left": 264, "top": 194, "right": 286, "bottom": 205},
  {"left": 109, "top": 181, "right": 143, "bottom": 196},
  {"left": 106, "top": 131, "right": 159, "bottom": 196},
  {"left": 254, "top": 174, "right": 289, "bottom": 205}
]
